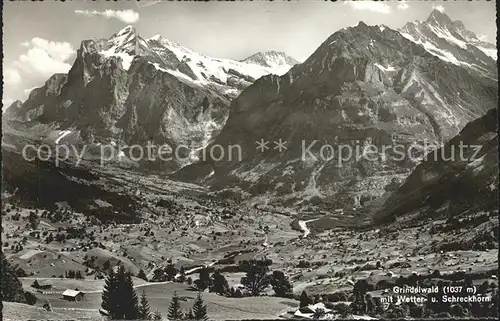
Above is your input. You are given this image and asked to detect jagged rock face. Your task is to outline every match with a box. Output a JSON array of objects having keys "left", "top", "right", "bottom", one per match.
[
  {"left": 374, "top": 108, "right": 498, "bottom": 225},
  {"left": 205, "top": 22, "right": 497, "bottom": 205},
  {"left": 3, "top": 100, "right": 24, "bottom": 121},
  {"left": 400, "top": 9, "right": 497, "bottom": 79},
  {"left": 3, "top": 26, "right": 297, "bottom": 170}
]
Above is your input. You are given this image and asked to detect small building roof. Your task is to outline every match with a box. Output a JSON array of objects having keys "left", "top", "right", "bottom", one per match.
[
  {"left": 62, "top": 289, "right": 84, "bottom": 297},
  {"left": 34, "top": 279, "right": 52, "bottom": 286}
]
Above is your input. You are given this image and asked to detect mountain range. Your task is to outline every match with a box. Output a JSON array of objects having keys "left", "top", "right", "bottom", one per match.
[
  {"left": 3, "top": 26, "right": 298, "bottom": 169},
  {"left": 182, "top": 10, "right": 497, "bottom": 207},
  {"left": 3, "top": 9, "right": 498, "bottom": 206}
]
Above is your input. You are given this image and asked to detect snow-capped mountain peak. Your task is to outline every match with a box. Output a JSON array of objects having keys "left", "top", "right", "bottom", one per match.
[
  {"left": 399, "top": 10, "right": 497, "bottom": 78},
  {"left": 241, "top": 51, "right": 300, "bottom": 71},
  {"left": 426, "top": 8, "right": 453, "bottom": 25},
  {"left": 144, "top": 34, "right": 298, "bottom": 92}
]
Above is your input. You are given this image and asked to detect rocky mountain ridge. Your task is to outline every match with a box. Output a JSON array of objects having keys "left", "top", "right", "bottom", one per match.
[
  {"left": 400, "top": 9, "right": 497, "bottom": 79},
  {"left": 194, "top": 13, "right": 497, "bottom": 206},
  {"left": 3, "top": 26, "right": 298, "bottom": 170},
  {"left": 375, "top": 107, "right": 498, "bottom": 226}
]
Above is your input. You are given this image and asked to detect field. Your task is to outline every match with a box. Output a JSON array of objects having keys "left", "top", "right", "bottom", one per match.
[{"left": 2, "top": 159, "right": 498, "bottom": 320}]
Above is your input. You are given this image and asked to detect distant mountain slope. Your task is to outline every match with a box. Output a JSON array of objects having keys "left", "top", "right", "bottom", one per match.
[
  {"left": 199, "top": 17, "right": 497, "bottom": 205},
  {"left": 240, "top": 51, "right": 300, "bottom": 75},
  {"left": 374, "top": 108, "right": 498, "bottom": 225},
  {"left": 2, "top": 26, "right": 297, "bottom": 170},
  {"left": 400, "top": 9, "right": 497, "bottom": 79}
]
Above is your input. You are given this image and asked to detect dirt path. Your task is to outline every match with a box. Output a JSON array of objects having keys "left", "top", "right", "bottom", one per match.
[{"left": 298, "top": 219, "right": 318, "bottom": 238}]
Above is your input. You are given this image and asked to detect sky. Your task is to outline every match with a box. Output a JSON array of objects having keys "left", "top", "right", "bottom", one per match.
[{"left": 2, "top": 0, "right": 497, "bottom": 110}]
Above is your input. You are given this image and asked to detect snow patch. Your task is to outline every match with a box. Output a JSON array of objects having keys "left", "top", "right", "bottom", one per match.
[
  {"left": 477, "top": 46, "right": 497, "bottom": 60},
  {"left": 100, "top": 47, "right": 134, "bottom": 70},
  {"left": 374, "top": 63, "right": 396, "bottom": 71}
]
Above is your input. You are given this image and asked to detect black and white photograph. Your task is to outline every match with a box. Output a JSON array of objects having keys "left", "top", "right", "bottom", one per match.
[{"left": 1, "top": 1, "right": 498, "bottom": 320}]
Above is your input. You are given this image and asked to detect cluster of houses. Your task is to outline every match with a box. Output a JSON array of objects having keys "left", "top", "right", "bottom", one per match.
[{"left": 31, "top": 280, "right": 85, "bottom": 302}]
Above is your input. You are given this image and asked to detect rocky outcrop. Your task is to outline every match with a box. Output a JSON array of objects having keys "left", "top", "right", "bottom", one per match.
[{"left": 374, "top": 108, "right": 498, "bottom": 225}]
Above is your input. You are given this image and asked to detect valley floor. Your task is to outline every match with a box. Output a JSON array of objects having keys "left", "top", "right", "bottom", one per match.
[{"left": 2, "top": 162, "right": 498, "bottom": 320}]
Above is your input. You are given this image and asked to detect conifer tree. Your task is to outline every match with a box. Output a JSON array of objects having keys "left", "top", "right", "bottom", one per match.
[
  {"left": 300, "top": 290, "right": 313, "bottom": 308},
  {"left": 192, "top": 292, "right": 208, "bottom": 321},
  {"left": 101, "top": 267, "right": 120, "bottom": 318},
  {"left": 120, "top": 266, "right": 139, "bottom": 319},
  {"left": 168, "top": 291, "right": 183, "bottom": 320},
  {"left": 153, "top": 310, "right": 162, "bottom": 320},
  {"left": 137, "top": 269, "right": 148, "bottom": 281},
  {"left": 185, "top": 308, "right": 195, "bottom": 320},
  {"left": 139, "top": 290, "right": 152, "bottom": 320},
  {"left": 101, "top": 265, "right": 140, "bottom": 319},
  {"left": 1, "top": 253, "right": 26, "bottom": 303}
]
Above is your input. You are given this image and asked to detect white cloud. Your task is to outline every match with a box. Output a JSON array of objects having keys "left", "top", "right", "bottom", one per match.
[
  {"left": 397, "top": 3, "right": 410, "bottom": 10},
  {"left": 3, "top": 38, "right": 75, "bottom": 107},
  {"left": 74, "top": 9, "right": 139, "bottom": 24},
  {"left": 346, "top": 1, "right": 392, "bottom": 14},
  {"left": 14, "top": 39, "right": 74, "bottom": 76},
  {"left": 432, "top": 4, "right": 445, "bottom": 13},
  {"left": 4, "top": 68, "right": 21, "bottom": 86}
]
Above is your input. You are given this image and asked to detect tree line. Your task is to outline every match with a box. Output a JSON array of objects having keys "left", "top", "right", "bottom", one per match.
[{"left": 101, "top": 265, "right": 209, "bottom": 320}]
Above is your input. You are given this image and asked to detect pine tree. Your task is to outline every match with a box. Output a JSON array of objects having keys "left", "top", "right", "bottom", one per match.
[
  {"left": 153, "top": 310, "right": 162, "bottom": 320},
  {"left": 185, "top": 308, "right": 195, "bottom": 320},
  {"left": 1, "top": 253, "right": 27, "bottom": 303},
  {"left": 137, "top": 269, "right": 148, "bottom": 281},
  {"left": 139, "top": 290, "right": 152, "bottom": 320},
  {"left": 300, "top": 290, "right": 313, "bottom": 308},
  {"left": 192, "top": 292, "right": 208, "bottom": 321},
  {"left": 102, "top": 265, "right": 140, "bottom": 319},
  {"left": 101, "top": 268, "right": 120, "bottom": 319},
  {"left": 168, "top": 291, "right": 183, "bottom": 320},
  {"left": 120, "top": 266, "right": 139, "bottom": 320}
]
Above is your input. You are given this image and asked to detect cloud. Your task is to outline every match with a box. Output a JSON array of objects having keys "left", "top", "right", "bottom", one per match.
[
  {"left": 74, "top": 9, "right": 139, "bottom": 24},
  {"left": 432, "top": 4, "right": 445, "bottom": 13},
  {"left": 2, "top": 38, "right": 75, "bottom": 108},
  {"left": 14, "top": 38, "right": 74, "bottom": 75},
  {"left": 346, "top": 1, "right": 392, "bottom": 14},
  {"left": 4, "top": 68, "right": 21, "bottom": 86},
  {"left": 397, "top": 3, "right": 410, "bottom": 10}
]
